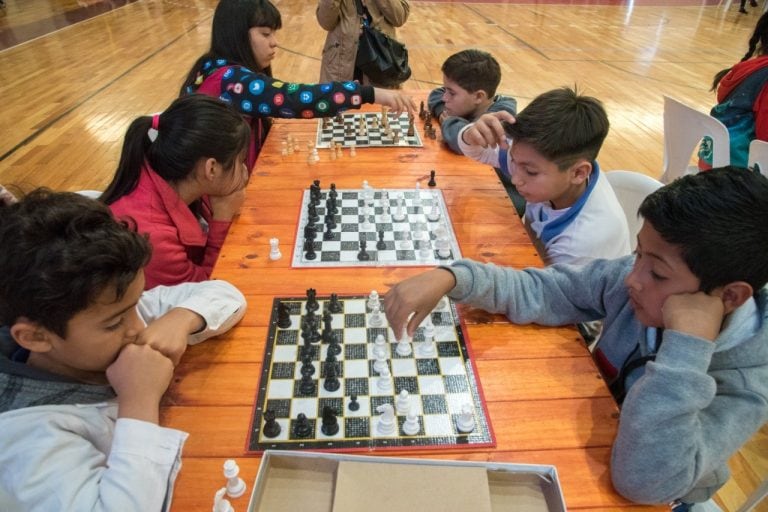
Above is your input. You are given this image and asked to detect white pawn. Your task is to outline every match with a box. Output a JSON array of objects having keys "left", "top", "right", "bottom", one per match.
[
  {"left": 373, "top": 351, "right": 389, "bottom": 374},
  {"left": 269, "top": 237, "right": 282, "bottom": 261},
  {"left": 392, "top": 202, "right": 406, "bottom": 222},
  {"left": 213, "top": 487, "right": 234, "bottom": 512},
  {"left": 367, "top": 290, "right": 380, "bottom": 310},
  {"left": 426, "top": 203, "right": 441, "bottom": 222},
  {"left": 368, "top": 303, "right": 384, "bottom": 327},
  {"left": 377, "top": 365, "right": 393, "bottom": 392},
  {"left": 223, "top": 459, "right": 246, "bottom": 499},
  {"left": 396, "top": 389, "right": 411, "bottom": 414},
  {"left": 373, "top": 334, "right": 388, "bottom": 358},
  {"left": 376, "top": 403, "right": 396, "bottom": 435},
  {"left": 361, "top": 211, "right": 373, "bottom": 231},
  {"left": 456, "top": 403, "right": 476, "bottom": 433},
  {"left": 399, "top": 231, "right": 413, "bottom": 250},
  {"left": 418, "top": 239, "right": 432, "bottom": 260},
  {"left": 395, "top": 335, "right": 412, "bottom": 357},
  {"left": 380, "top": 204, "right": 392, "bottom": 223},
  {"left": 436, "top": 236, "right": 451, "bottom": 259},
  {"left": 402, "top": 406, "right": 420, "bottom": 436},
  {"left": 418, "top": 332, "right": 437, "bottom": 357},
  {"left": 412, "top": 222, "right": 424, "bottom": 240},
  {"left": 422, "top": 314, "right": 435, "bottom": 339}
]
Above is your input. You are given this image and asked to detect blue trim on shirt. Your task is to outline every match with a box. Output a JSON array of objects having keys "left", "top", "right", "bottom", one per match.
[
  {"left": 539, "top": 161, "right": 601, "bottom": 244},
  {"left": 497, "top": 147, "right": 510, "bottom": 178}
]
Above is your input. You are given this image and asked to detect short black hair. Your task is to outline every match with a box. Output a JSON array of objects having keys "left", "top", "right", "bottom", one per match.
[
  {"left": 441, "top": 49, "right": 502, "bottom": 98},
  {"left": 504, "top": 87, "right": 609, "bottom": 170},
  {"left": 0, "top": 189, "right": 151, "bottom": 337},
  {"left": 639, "top": 167, "right": 768, "bottom": 293}
]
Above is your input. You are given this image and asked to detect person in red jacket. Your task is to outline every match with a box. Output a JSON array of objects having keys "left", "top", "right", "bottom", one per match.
[
  {"left": 101, "top": 95, "right": 250, "bottom": 290},
  {"left": 699, "top": 12, "right": 768, "bottom": 170},
  {"left": 179, "top": 0, "right": 414, "bottom": 171}
]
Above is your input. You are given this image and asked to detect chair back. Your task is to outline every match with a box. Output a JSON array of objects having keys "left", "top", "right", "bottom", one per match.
[
  {"left": 661, "top": 95, "right": 729, "bottom": 183},
  {"left": 747, "top": 139, "right": 768, "bottom": 177},
  {"left": 605, "top": 170, "right": 663, "bottom": 250}
]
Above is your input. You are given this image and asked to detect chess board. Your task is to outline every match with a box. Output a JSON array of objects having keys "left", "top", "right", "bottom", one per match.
[
  {"left": 315, "top": 112, "right": 423, "bottom": 148},
  {"left": 291, "top": 187, "right": 462, "bottom": 268},
  {"left": 246, "top": 294, "right": 495, "bottom": 453}
]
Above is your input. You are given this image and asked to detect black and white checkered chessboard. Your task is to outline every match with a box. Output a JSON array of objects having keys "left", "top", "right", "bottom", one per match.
[
  {"left": 315, "top": 112, "right": 423, "bottom": 148},
  {"left": 246, "top": 294, "right": 495, "bottom": 453},
  {"left": 292, "top": 187, "right": 462, "bottom": 268}
]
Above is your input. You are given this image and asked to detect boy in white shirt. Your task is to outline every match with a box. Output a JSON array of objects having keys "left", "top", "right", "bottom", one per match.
[
  {"left": 459, "top": 87, "right": 631, "bottom": 265},
  {"left": 0, "top": 189, "right": 246, "bottom": 511}
]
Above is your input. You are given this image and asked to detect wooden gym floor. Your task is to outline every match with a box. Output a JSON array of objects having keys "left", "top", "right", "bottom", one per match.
[{"left": 0, "top": 0, "right": 766, "bottom": 509}]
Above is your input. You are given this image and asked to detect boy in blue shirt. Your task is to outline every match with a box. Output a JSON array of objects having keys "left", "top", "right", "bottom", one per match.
[
  {"left": 0, "top": 190, "right": 246, "bottom": 511},
  {"left": 384, "top": 167, "right": 768, "bottom": 508}
]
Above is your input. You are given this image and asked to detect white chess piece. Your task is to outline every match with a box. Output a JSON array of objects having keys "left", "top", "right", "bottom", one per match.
[
  {"left": 373, "top": 334, "right": 388, "bottom": 358},
  {"left": 437, "top": 295, "right": 449, "bottom": 310},
  {"left": 418, "top": 239, "right": 432, "bottom": 259},
  {"left": 399, "top": 231, "right": 413, "bottom": 250},
  {"left": 418, "top": 332, "right": 437, "bottom": 357},
  {"left": 373, "top": 351, "right": 389, "bottom": 374},
  {"left": 422, "top": 314, "right": 436, "bottom": 339},
  {"left": 412, "top": 222, "right": 423, "bottom": 240},
  {"left": 456, "top": 403, "right": 476, "bottom": 433},
  {"left": 436, "top": 235, "right": 451, "bottom": 259},
  {"left": 367, "top": 290, "right": 380, "bottom": 310},
  {"left": 392, "top": 201, "right": 407, "bottom": 222},
  {"left": 380, "top": 204, "right": 392, "bottom": 223},
  {"left": 223, "top": 459, "right": 246, "bottom": 498},
  {"left": 396, "top": 389, "right": 411, "bottom": 414},
  {"left": 426, "top": 203, "right": 441, "bottom": 222},
  {"left": 395, "top": 335, "right": 412, "bottom": 357},
  {"left": 212, "top": 487, "right": 234, "bottom": 512},
  {"left": 402, "top": 406, "right": 420, "bottom": 436},
  {"left": 269, "top": 237, "right": 282, "bottom": 261},
  {"left": 376, "top": 403, "right": 396, "bottom": 435},
  {"left": 377, "top": 365, "right": 393, "bottom": 392},
  {"left": 368, "top": 303, "right": 384, "bottom": 327}
]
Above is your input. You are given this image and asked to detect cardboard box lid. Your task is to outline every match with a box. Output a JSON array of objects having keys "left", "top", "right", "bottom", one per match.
[{"left": 331, "top": 460, "right": 492, "bottom": 512}]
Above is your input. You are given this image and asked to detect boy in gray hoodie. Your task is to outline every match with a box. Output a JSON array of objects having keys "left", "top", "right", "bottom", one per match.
[{"left": 384, "top": 167, "right": 768, "bottom": 509}]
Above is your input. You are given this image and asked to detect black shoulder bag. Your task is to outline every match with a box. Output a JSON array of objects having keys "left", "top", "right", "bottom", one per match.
[{"left": 353, "top": 0, "right": 412, "bottom": 87}]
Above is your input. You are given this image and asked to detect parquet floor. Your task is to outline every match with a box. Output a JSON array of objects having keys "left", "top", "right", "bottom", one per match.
[{"left": 0, "top": 0, "right": 765, "bottom": 509}]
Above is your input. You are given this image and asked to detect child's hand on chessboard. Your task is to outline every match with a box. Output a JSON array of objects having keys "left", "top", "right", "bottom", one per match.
[
  {"left": 383, "top": 268, "right": 456, "bottom": 338},
  {"left": 373, "top": 88, "right": 417, "bottom": 116}
]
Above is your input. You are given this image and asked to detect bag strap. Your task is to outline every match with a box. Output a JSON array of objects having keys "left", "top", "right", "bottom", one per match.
[{"left": 353, "top": 0, "right": 369, "bottom": 27}]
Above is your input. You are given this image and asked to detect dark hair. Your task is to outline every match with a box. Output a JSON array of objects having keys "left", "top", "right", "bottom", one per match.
[
  {"left": 504, "top": 87, "right": 609, "bottom": 170},
  {"left": 0, "top": 189, "right": 152, "bottom": 337},
  {"left": 712, "top": 12, "right": 768, "bottom": 90},
  {"left": 100, "top": 94, "right": 250, "bottom": 204},
  {"left": 181, "top": 0, "right": 282, "bottom": 92},
  {"left": 639, "top": 167, "right": 768, "bottom": 293},
  {"left": 441, "top": 49, "right": 501, "bottom": 98}
]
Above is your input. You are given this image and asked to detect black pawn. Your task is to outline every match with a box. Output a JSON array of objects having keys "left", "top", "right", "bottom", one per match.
[
  {"left": 300, "top": 356, "right": 315, "bottom": 377},
  {"left": 329, "top": 293, "right": 343, "bottom": 313},
  {"left": 320, "top": 406, "right": 339, "bottom": 436},
  {"left": 329, "top": 183, "right": 338, "bottom": 200},
  {"left": 348, "top": 394, "right": 360, "bottom": 411},
  {"left": 322, "top": 310, "right": 333, "bottom": 337},
  {"left": 293, "top": 413, "right": 313, "bottom": 438},
  {"left": 428, "top": 170, "right": 437, "bottom": 187},
  {"left": 357, "top": 239, "right": 371, "bottom": 261},
  {"left": 306, "top": 288, "right": 319, "bottom": 312},
  {"left": 304, "top": 224, "right": 317, "bottom": 241},
  {"left": 376, "top": 230, "right": 386, "bottom": 250},
  {"left": 276, "top": 302, "right": 291, "bottom": 329},
  {"left": 326, "top": 333, "right": 342, "bottom": 356},
  {"left": 262, "top": 409, "right": 281, "bottom": 438},
  {"left": 307, "top": 202, "right": 319, "bottom": 223},
  {"left": 323, "top": 361, "right": 340, "bottom": 392},
  {"left": 304, "top": 239, "right": 317, "bottom": 260},
  {"left": 299, "top": 373, "right": 316, "bottom": 395}
]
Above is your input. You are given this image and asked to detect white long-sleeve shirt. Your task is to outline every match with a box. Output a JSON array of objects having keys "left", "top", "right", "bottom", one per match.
[{"left": 0, "top": 280, "right": 246, "bottom": 512}]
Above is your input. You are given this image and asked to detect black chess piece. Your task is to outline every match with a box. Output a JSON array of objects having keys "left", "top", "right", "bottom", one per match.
[
  {"left": 306, "top": 288, "right": 319, "bottom": 312},
  {"left": 348, "top": 394, "right": 360, "bottom": 412},
  {"left": 301, "top": 352, "right": 316, "bottom": 372},
  {"left": 307, "top": 202, "right": 319, "bottom": 223},
  {"left": 329, "top": 183, "right": 338, "bottom": 200},
  {"left": 326, "top": 332, "right": 341, "bottom": 356},
  {"left": 299, "top": 373, "right": 316, "bottom": 395},
  {"left": 328, "top": 293, "right": 343, "bottom": 313},
  {"left": 320, "top": 406, "right": 339, "bottom": 436},
  {"left": 304, "top": 239, "right": 317, "bottom": 260},
  {"left": 357, "top": 239, "right": 371, "bottom": 261},
  {"left": 276, "top": 302, "right": 291, "bottom": 329},
  {"left": 322, "top": 310, "right": 333, "bottom": 336},
  {"left": 323, "top": 222, "right": 334, "bottom": 240},
  {"left": 419, "top": 100, "right": 426, "bottom": 120},
  {"left": 376, "top": 230, "right": 387, "bottom": 250},
  {"left": 304, "top": 223, "right": 317, "bottom": 241},
  {"left": 325, "top": 208, "right": 337, "bottom": 229},
  {"left": 293, "top": 413, "right": 313, "bottom": 438},
  {"left": 428, "top": 170, "right": 437, "bottom": 187},
  {"left": 323, "top": 361, "right": 340, "bottom": 392},
  {"left": 262, "top": 409, "right": 281, "bottom": 438}
]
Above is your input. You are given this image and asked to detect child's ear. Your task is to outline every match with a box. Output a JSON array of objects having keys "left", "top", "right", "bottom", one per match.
[
  {"left": 570, "top": 161, "right": 592, "bottom": 184},
  {"left": 473, "top": 89, "right": 488, "bottom": 104},
  {"left": 720, "top": 281, "right": 754, "bottom": 314},
  {"left": 202, "top": 157, "right": 219, "bottom": 182},
  {"left": 10, "top": 318, "right": 54, "bottom": 353}
]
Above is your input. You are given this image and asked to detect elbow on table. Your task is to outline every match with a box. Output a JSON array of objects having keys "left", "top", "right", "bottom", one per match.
[{"left": 611, "top": 464, "right": 693, "bottom": 505}]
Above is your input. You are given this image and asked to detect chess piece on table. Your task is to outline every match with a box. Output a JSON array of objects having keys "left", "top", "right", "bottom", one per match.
[
  {"left": 396, "top": 389, "right": 411, "bottom": 415},
  {"left": 294, "top": 413, "right": 313, "bottom": 438},
  {"left": 276, "top": 302, "right": 291, "bottom": 329},
  {"left": 402, "top": 406, "right": 421, "bottom": 436},
  {"left": 456, "top": 403, "right": 476, "bottom": 433},
  {"left": 269, "top": 237, "right": 282, "bottom": 261},
  {"left": 428, "top": 170, "right": 437, "bottom": 187},
  {"left": 213, "top": 487, "right": 234, "bottom": 512},
  {"left": 349, "top": 142, "right": 356, "bottom": 157},
  {"left": 376, "top": 403, "right": 396, "bottom": 435},
  {"left": 223, "top": 459, "right": 246, "bottom": 498},
  {"left": 262, "top": 409, "right": 282, "bottom": 438}
]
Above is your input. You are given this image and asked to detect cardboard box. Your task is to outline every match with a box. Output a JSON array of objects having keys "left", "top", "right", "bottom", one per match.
[{"left": 248, "top": 451, "right": 567, "bottom": 512}]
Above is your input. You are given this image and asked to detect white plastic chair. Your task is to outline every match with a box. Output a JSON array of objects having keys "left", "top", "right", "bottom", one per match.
[
  {"left": 76, "top": 190, "right": 102, "bottom": 199},
  {"left": 747, "top": 139, "right": 768, "bottom": 177},
  {"left": 660, "top": 95, "right": 730, "bottom": 183},
  {"left": 605, "top": 170, "right": 663, "bottom": 250}
]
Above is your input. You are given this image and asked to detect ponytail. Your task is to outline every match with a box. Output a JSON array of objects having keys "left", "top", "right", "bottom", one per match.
[{"left": 100, "top": 116, "right": 153, "bottom": 204}]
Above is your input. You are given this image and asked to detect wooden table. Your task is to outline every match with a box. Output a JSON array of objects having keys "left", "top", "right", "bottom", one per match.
[{"left": 164, "top": 107, "right": 655, "bottom": 511}]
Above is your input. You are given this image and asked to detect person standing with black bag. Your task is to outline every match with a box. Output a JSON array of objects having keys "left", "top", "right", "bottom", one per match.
[{"left": 317, "top": 0, "right": 410, "bottom": 88}]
